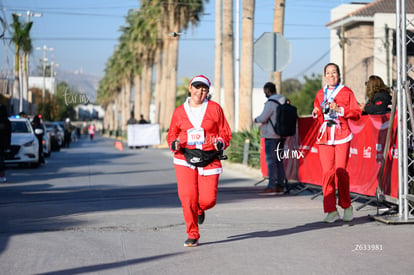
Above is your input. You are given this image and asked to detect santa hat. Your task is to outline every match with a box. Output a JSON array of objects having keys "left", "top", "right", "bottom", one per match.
[{"left": 190, "top": 75, "right": 211, "bottom": 88}]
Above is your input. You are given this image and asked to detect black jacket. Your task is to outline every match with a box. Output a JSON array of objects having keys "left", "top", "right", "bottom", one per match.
[
  {"left": 0, "top": 104, "right": 11, "bottom": 150},
  {"left": 363, "top": 91, "right": 392, "bottom": 115}
]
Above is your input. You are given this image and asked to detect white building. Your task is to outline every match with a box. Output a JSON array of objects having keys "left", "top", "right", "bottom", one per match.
[{"left": 28, "top": 76, "right": 57, "bottom": 95}]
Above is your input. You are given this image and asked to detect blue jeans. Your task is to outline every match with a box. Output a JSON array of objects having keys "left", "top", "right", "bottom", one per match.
[{"left": 264, "top": 138, "right": 286, "bottom": 189}]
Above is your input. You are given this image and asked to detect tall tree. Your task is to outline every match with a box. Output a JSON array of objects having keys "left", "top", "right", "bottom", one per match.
[
  {"left": 239, "top": 0, "right": 255, "bottom": 131},
  {"left": 10, "top": 14, "right": 32, "bottom": 114},
  {"left": 98, "top": 1, "right": 207, "bottom": 133},
  {"left": 214, "top": 0, "right": 223, "bottom": 104},
  {"left": 160, "top": 0, "right": 205, "bottom": 129},
  {"left": 21, "top": 20, "right": 33, "bottom": 114},
  {"left": 287, "top": 74, "right": 321, "bottom": 116},
  {"left": 272, "top": 0, "right": 285, "bottom": 94},
  {"left": 222, "top": 0, "right": 235, "bottom": 130}
]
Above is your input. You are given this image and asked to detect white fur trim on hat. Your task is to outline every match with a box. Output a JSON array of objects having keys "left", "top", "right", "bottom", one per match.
[{"left": 190, "top": 75, "right": 211, "bottom": 88}]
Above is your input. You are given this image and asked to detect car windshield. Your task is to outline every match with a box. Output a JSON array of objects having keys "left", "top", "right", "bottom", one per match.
[{"left": 11, "top": 121, "right": 31, "bottom": 133}]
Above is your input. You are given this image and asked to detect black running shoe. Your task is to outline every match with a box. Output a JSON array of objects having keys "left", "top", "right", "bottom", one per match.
[
  {"left": 184, "top": 238, "right": 199, "bottom": 247},
  {"left": 198, "top": 212, "right": 205, "bottom": 224}
]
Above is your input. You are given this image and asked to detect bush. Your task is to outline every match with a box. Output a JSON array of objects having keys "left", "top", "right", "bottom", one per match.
[{"left": 226, "top": 126, "right": 262, "bottom": 169}]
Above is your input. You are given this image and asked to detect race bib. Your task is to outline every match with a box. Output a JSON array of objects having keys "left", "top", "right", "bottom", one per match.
[{"left": 187, "top": 128, "right": 205, "bottom": 145}]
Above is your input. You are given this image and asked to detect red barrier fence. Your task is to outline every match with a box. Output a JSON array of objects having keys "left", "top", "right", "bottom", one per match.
[{"left": 260, "top": 114, "right": 399, "bottom": 199}]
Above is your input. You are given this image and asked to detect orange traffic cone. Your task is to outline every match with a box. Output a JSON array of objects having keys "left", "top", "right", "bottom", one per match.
[{"left": 114, "top": 141, "right": 124, "bottom": 151}]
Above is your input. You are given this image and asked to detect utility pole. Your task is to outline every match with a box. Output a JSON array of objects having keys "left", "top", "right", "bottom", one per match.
[
  {"left": 341, "top": 24, "right": 346, "bottom": 84},
  {"left": 235, "top": 0, "right": 240, "bottom": 131},
  {"left": 36, "top": 45, "right": 54, "bottom": 101},
  {"left": 384, "top": 24, "right": 390, "bottom": 87},
  {"left": 272, "top": 0, "right": 285, "bottom": 94}
]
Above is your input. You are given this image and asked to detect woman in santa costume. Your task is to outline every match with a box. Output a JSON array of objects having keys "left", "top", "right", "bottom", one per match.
[
  {"left": 312, "top": 63, "right": 361, "bottom": 223},
  {"left": 167, "top": 75, "right": 232, "bottom": 247}
]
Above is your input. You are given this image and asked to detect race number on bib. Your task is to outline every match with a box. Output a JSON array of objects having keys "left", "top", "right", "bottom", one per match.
[{"left": 187, "top": 128, "right": 205, "bottom": 145}]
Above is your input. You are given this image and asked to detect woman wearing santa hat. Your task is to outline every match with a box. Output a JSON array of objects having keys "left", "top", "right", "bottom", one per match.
[
  {"left": 167, "top": 74, "right": 232, "bottom": 247},
  {"left": 312, "top": 63, "right": 361, "bottom": 223}
]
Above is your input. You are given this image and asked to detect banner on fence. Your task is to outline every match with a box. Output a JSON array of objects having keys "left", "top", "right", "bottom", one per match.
[
  {"left": 127, "top": 124, "right": 160, "bottom": 147},
  {"left": 260, "top": 114, "right": 398, "bottom": 198}
]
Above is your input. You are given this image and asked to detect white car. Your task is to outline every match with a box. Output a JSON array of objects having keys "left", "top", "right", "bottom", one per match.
[{"left": 4, "top": 118, "right": 42, "bottom": 168}]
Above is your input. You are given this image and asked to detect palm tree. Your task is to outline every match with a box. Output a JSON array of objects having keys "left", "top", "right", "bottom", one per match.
[
  {"left": 10, "top": 14, "right": 32, "bottom": 114},
  {"left": 99, "top": 1, "right": 207, "bottom": 132},
  {"left": 21, "top": 20, "right": 33, "bottom": 114},
  {"left": 150, "top": 0, "right": 205, "bottom": 129},
  {"left": 214, "top": 0, "right": 223, "bottom": 104},
  {"left": 239, "top": 0, "right": 255, "bottom": 131},
  {"left": 128, "top": 4, "right": 159, "bottom": 122},
  {"left": 97, "top": 54, "right": 122, "bottom": 133},
  {"left": 222, "top": 0, "right": 235, "bottom": 130},
  {"left": 273, "top": 0, "right": 285, "bottom": 94},
  {"left": 114, "top": 41, "right": 134, "bottom": 132}
]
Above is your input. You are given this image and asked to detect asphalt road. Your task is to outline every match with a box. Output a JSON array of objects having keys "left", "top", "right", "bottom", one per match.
[{"left": 0, "top": 135, "right": 413, "bottom": 275}]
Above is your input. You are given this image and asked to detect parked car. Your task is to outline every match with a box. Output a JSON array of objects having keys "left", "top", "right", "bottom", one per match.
[
  {"left": 53, "top": 121, "right": 66, "bottom": 147},
  {"left": 44, "top": 121, "right": 63, "bottom": 150},
  {"left": 4, "top": 118, "right": 42, "bottom": 168},
  {"left": 41, "top": 122, "right": 51, "bottom": 157}
]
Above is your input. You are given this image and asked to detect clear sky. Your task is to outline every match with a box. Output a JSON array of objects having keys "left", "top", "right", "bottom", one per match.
[{"left": 0, "top": 0, "right": 360, "bottom": 87}]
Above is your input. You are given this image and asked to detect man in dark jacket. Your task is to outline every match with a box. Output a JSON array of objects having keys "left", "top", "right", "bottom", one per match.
[
  {"left": 0, "top": 104, "right": 11, "bottom": 183},
  {"left": 31, "top": 115, "right": 45, "bottom": 165}
]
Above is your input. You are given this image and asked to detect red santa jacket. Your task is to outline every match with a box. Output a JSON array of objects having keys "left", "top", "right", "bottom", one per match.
[
  {"left": 167, "top": 99, "right": 232, "bottom": 175},
  {"left": 313, "top": 85, "right": 361, "bottom": 145}
]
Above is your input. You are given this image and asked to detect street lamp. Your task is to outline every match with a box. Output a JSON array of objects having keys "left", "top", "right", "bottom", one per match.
[
  {"left": 35, "top": 45, "right": 54, "bottom": 101},
  {"left": 50, "top": 61, "right": 59, "bottom": 77}
]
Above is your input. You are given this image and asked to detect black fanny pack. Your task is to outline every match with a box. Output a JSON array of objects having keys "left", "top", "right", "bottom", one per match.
[
  {"left": 326, "top": 120, "right": 337, "bottom": 127},
  {"left": 181, "top": 148, "right": 220, "bottom": 167}
]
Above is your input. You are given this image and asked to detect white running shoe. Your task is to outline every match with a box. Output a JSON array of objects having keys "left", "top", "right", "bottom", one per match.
[
  {"left": 343, "top": 205, "right": 354, "bottom": 222},
  {"left": 323, "top": 210, "right": 340, "bottom": 223}
]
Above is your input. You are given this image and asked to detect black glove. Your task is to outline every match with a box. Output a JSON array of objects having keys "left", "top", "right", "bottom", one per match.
[
  {"left": 215, "top": 140, "right": 224, "bottom": 151},
  {"left": 171, "top": 140, "right": 179, "bottom": 151}
]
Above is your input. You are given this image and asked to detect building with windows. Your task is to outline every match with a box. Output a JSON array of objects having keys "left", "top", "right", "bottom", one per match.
[{"left": 327, "top": 0, "right": 414, "bottom": 102}]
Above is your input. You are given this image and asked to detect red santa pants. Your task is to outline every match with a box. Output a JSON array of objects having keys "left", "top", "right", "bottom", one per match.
[
  {"left": 174, "top": 164, "right": 219, "bottom": 240},
  {"left": 318, "top": 142, "right": 351, "bottom": 213}
]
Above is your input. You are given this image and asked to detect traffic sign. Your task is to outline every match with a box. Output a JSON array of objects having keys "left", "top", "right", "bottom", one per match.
[{"left": 254, "top": 32, "right": 291, "bottom": 72}]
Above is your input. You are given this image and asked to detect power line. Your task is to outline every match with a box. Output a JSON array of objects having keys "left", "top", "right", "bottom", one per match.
[{"left": 292, "top": 48, "right": 331, "bottom": 79}]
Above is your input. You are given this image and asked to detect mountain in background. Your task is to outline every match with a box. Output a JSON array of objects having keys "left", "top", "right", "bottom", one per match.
[{"left": 55, "top": 69, "right": 101, "bottom": 103}]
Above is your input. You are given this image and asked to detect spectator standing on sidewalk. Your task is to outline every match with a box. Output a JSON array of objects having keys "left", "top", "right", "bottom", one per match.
[
  {"left": 359, "top": 75, "right": 392, "bottom": 115},
  {"left": 254, "top": 82, "right": 286, "bottom": 195},
  {"left": 138, "top": 114, "right": 149, "bottom": 124},
  {"left": 0, "top": 104, "right": 11, "bottom": 183},
  {"left": 127, "top": 112, "right": 138, "bottom": 125},
  {"left": 167, "top": 75, "right": 232, "bottom": 247}
]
